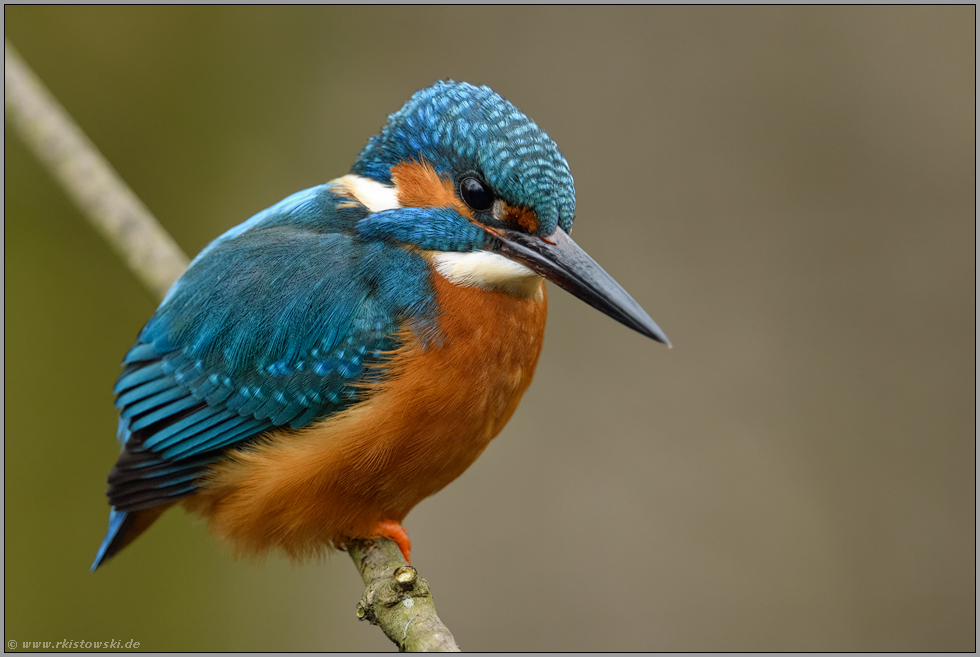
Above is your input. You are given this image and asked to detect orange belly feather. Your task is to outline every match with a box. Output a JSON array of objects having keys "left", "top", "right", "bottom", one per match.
[{"left": 183, "top": 270, "right": 547, "bottom": 561}]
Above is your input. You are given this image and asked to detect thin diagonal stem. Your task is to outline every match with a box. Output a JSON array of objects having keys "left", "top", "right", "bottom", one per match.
[
  {"left": 5, "top": 38, "right": 458, "bottom": 652},
  {"left": 5, "top": 38, "right": 189, "bottom": 300}
]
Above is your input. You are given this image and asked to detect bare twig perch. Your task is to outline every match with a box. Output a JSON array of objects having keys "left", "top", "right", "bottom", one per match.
[
  {"left": 4, "top": 37, "right": 189, "bottom": 299},
  {"left": 348, "top": 539, "right": 460, "bottom": 652},
  {"left": 5, "top": 38, "right": 458, "bottom": 652}
]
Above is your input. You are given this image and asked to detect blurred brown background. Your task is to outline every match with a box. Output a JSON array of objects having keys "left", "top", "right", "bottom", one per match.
[{"left": 4, "top": 6, "right": 974, "bottom": 652}]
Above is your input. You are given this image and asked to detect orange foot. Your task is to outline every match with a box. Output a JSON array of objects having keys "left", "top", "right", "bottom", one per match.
[{"left": 371, "top": 520, "right": 412, "bottom": 564}]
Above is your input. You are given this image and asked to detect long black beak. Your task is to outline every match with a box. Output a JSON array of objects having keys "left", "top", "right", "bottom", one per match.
[{"left": 491, "top": 227, "right": 671, "bottom": 346}]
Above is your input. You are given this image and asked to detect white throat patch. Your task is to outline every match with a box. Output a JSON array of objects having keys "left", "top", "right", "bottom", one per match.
[
  {"left": 433, "top": 251, "right": 543, "bottom": 300},
  {"left": 330, "top": 175, "right": 543, "bottom": 299}
]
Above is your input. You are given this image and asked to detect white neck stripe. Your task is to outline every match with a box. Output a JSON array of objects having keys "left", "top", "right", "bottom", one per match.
[{"left": 329, "top": 174, "right": 401, "bottom": 213}]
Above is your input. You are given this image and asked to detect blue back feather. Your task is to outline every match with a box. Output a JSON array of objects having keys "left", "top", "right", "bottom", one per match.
[
  {"left": 105, "top": 184, "right": 439, "bottom": 511},
  {"left": 98, "top": 80, "right": 576, "bottom": 567}
]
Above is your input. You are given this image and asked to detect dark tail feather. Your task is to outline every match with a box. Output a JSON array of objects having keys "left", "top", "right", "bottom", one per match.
[{"left": 90, "top": 504, "right": 172, "bottom": 571}]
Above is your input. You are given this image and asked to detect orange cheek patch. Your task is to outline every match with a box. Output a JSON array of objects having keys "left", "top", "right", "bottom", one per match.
[
  {"left": 503, "top": 203, "right": 539, "bottom": 232},
  {"left": 390, "top": 160, "right": 539, "bottom": 232},
  {"left": 391, "top": 160, "right": 474, "bottom": 219}
]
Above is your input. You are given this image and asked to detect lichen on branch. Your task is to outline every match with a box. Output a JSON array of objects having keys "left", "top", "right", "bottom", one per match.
[
  {"left": 348, "top": 538, "right": 460, "bottom": 652},
  {"left": 5, "top": 38, "right": 459, "bottom": 653}
]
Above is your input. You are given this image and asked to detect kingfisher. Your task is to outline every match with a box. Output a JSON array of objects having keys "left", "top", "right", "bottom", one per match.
[{"left": 92, "top": 80, "right": 669, "bottom": 571}]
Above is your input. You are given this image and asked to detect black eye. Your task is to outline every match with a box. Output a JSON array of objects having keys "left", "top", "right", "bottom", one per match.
[{"left": 459, "top": 176, "right": 494, "bottom": 212}]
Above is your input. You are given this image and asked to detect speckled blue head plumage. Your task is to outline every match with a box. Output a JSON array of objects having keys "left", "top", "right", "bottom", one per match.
[
  {"left": 92, "top": 78, "right": 669, "bottom": 573},
  {"left": 352, "top": 80, "right": 576, "bottom": 234}
]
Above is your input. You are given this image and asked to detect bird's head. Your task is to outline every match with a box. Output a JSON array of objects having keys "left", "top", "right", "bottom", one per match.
[{"left": 348, "top": 80, "right": 669, "bottom": 345}]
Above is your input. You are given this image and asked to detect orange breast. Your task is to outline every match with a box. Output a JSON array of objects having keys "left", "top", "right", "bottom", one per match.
[{"left": 184, "top": 270, "right": 547, "bottom": 561}]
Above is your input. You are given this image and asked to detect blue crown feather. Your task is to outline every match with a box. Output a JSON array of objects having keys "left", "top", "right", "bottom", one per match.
[{"left": 352, "top": 80, "right": 576, "bottom": 235}]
